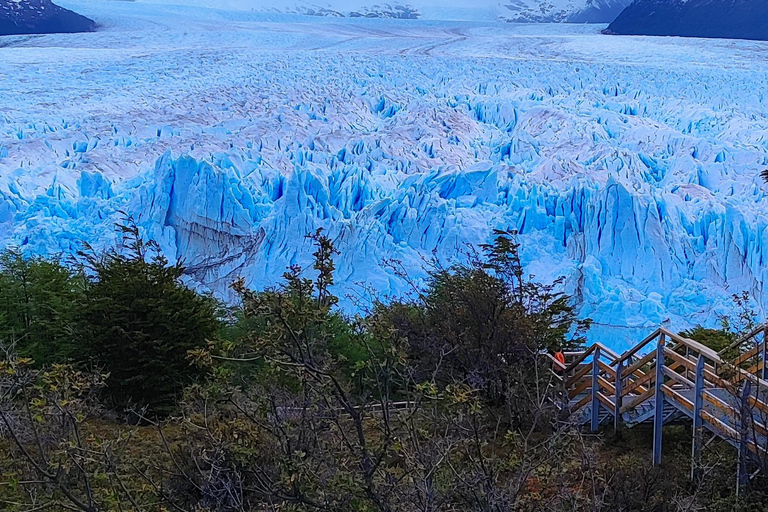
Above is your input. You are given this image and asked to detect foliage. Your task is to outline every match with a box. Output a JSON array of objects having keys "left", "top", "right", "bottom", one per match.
[
  {"left": 377, "top": 230, "right": 588, "bottom": 426},
  {"left": 0, "top": 251, "right": 85, "bottom": 366},
  {"left": 1, "top": 228, "right": 767, "bottom": 510},
  {"left": 681, "top": 326, "right": 737, "bottom": 353},
  {"left": 76, "top": 221, "right": 221, "bottom": 415},
  {"left": 182, "top": 229, "right": 593, "bottom": 511}
]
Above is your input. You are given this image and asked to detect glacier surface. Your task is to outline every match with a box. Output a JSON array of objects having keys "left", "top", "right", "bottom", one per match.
[{"left": 2, "top": 0, "right": 768, "bottom": 350}]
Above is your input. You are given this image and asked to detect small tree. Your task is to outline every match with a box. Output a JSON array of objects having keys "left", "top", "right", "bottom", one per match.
[
  {"left": 0, "top": 251, "right": 85, "bottom": 366},
  {"left": 380, "top": 230, "right": 588, "bottom": 427},
  {"left": 77, "top": 222, "right": 220, "bottom": 415}
]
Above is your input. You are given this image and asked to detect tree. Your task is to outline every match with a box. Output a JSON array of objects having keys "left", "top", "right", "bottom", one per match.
[
  {"left": 0, "top": 251, "right": 84, "bottom": 366},
  {"left": 379, "top": 230, "right": 588, "bottom": 427},
  {"left": 179, "top": 230, "right": 594, "bottom": 512},
  {"left": 77, "top": 221, "right": 220, "bottom": 415}
]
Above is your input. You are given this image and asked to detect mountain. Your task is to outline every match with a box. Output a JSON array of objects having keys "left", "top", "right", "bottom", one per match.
[
  {"left": 250, "top": 0, "right": 629, "bottom": 22},
  {"left": 258, "top": 2, "right": 420, "bottom": 18},
  {"left": 0, "top": 0, "right": 96, "bottom": 36},
  {"left": 499, "top": 0, "right": 632, "bottom": 23},
  {"left": 605, "top": 0, "right": 768, "bottom": 41}
]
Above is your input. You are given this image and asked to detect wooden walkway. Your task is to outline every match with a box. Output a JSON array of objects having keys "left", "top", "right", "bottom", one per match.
[{"left": 552, "top": 324, "right": 768, "bottom": 487}]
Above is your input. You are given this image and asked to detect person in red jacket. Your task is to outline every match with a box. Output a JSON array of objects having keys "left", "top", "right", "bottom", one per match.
[{"left": 553, "top": 350, "right": 566, "bottom": 373}]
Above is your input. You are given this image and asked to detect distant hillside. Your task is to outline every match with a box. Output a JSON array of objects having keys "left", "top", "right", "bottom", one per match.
[
  {"left": 500, "top": 0, "right": 632, "bottom": 23},
  {"left": 253, "top": 0, "right": 630, "bottom": 22},
  {"left": 0, "top": 0, "right": 96, "bottom": 36},
  {"left": 260, "top": 2, "right": 420, "bottom": 18},
  {"left": 604, "top": 0, "right": 768, "bottom": 41}
]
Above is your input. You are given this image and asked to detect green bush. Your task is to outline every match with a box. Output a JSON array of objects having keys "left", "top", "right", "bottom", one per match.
[
  {"left": 76, "top": 223, "right": 221, "bottom": 415},
  {"left": 0, "top": 250, "right": 85, "bottom": 365}
]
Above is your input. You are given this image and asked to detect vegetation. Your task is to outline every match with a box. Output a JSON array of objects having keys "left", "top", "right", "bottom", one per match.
[
  {"left": 76, "top": 223, "right": 220, "bottom": 415},
  {"left": 0, "top": 227, "right": 767, "bottom": 511},
  {"left": 0, "top": 251, "right": 84, "bottom": 366}
]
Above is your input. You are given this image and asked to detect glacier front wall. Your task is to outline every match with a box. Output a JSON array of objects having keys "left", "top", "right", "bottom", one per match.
[{"left": 2, "top": 12, "right": 768, "bottom": 351}]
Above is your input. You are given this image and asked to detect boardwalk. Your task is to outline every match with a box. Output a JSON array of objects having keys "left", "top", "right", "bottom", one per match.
[{"left": 554, "top": 325, "right": 768, "bottom": 488}]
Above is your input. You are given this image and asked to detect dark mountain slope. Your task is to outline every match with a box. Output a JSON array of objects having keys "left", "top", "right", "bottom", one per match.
[
  {"left": 0, "top": 0, "right": 96, "bottom": 36},
  {"left": 605, "top": 0, "right": 768, "bottom": 41}
]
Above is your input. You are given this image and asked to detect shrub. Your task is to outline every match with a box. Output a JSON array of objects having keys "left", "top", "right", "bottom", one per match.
[
  {"left": 76, "top": 222, "right": 221, "bottom": 415},
  {"left": 376, "top": 230, "right": 588, "bottom": 426},
  {"left": 0, "top": 251, "right": 85, "bottom": 366}
]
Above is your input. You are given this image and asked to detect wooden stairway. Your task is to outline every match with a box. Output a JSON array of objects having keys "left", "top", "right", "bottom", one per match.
[{"left": 553, "top": 325, "right": 768, "bottom": 487}]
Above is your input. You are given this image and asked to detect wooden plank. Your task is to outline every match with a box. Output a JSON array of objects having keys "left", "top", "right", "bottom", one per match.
[
  {"left": 597, "top": 392, "right": 615, "bottom": 413},
  {"left": 620, "top": 386, "right": 655, "bottom": 414},
  {"left": 742, "top": 360, "right": 764, "bottom": 377},
  {"left": 665, "top": 348, "right": 717, "bottom": 376},
  {"left": 622, "top": 368, "right": 655, "bottom": 397},
  {"left": 700, "top": 407, "right": 739, "bottom": 442},
  {"left": 568, "top": 377, "right": 590, "bottom": 399},
  {"left": 598, "top": 376, "right": 615, "bottom": 395},
  {"left": 566, "top": 363, "right": 593, "bottom": 388},
  {"left": 732, "top": 344, "right": 760, "bottom": 367},
  {"left": 594, "top": 342, "right": 622, "bottom": 364},
  {"left": 662, "top": 366, "right": 695, "bottom": 389},
  {"left": 572, "top": 393, "right": 591, "bottom": 412},
  {"left": 661, "top": 328, "right": 723, "bottom": 363},
  {"left": 613, "top": 328, "right": 661, "bottom": 364},
  {"left": 564, "top": 345, "right": 596, "bottom": 374},
  {"left": 598, "top": 360, "right": 617, "bottom": 379},
  {"left": 665, "top": 348, "right": 729, "bottom": 388},
  {"left": 701, "top": 390, "right": 768, "bottom": 438},
  {"left": 662, "top": 384, "right": 693, "bottom": 411},
  {"left": 717, "top": 322, "right": 768, "bottom": 357},
  {"left": 623, "top": 350, "right": 656, "bottom": 377},
  {"left": 623, "top": 354, "right": 694, "bottom": 398},
  {"left": 658, "top": 383, "right": 758, "bottom": 456}
]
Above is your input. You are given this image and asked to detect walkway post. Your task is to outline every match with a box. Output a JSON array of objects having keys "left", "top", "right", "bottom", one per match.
[
  {"left": 691, "top": 355, "right": 704, "bottom": 482},
  {"left": 762, "top": 327, "right": 768, "bottom": 381},
  {"left": 591, "top": 347, "right": 601, "bottom": 433},
  {"left": 737, "top": 380, "right": 752, "bottom": 495},
  {"left": 614, "top": 359, "right": 623, "bottom": 431},
  {"left": 653, "top": 333, "right": 665, "bottom": 466}
]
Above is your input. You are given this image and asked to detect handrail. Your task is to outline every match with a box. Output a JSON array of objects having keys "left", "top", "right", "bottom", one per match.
[
  {"left": 623, "top": 350, "right": 655, "bottom": 378},
  {"left": 660, "top": 328, "right": 722, "bottom": 364},
  {"left": 718, "top": 322, "right": 767, "bottom": 356},
  {"left": 613, "top": 328, "right": 662, "bottom": 364},
  {"left": 561, "top": 323, "right": 768, "bottom": 475},
  {"left": 594, "top": 342, "right": 621, "bottom": 363},
  {"left": 566, "top": 362, "right": 594, "bottom": 387},
  {"left": 731, "top": 343, "right": 764, "bottom": 367},
  {"left": 564, "top": 343, "right": 618, "bottom": 375},
  {"left": 563, "top": 344, "right": 596, "bottom": 374}
]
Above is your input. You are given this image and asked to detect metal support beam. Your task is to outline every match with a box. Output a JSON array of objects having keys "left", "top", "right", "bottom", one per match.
[
  {"left": 591, "top": 346, "right": 601, "bottom": 433},
  {"left": 614, "top": 360, "right": 623, "bottom": 431},
  {"left": 691, "top": 355, "right": 704, "bottom": 482},
  {"left": 653, "top": 334, "right": 665, "bottom": 466}
]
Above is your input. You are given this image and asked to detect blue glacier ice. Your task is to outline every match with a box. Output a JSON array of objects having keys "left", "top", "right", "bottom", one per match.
[{"left": 2, "top": 1, "right": 768, "bottom": 351}]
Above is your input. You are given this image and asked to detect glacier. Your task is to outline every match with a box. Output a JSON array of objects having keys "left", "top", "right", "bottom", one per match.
[{"left": 2, "top": 0, "right": 768, "bottom": 350}]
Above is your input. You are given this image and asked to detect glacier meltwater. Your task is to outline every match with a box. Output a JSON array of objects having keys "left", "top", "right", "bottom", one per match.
[{"left": 2, "top": 1, "right": 768, "bottom": 350}]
